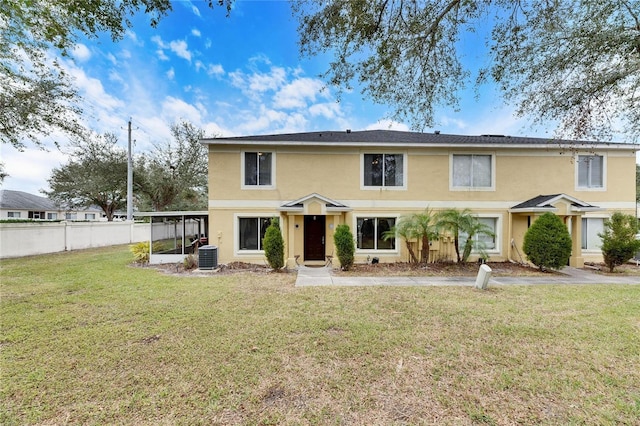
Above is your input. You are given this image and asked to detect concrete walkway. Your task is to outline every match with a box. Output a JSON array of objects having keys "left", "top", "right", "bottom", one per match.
[{"left": 295, "top": 265, "right": 640, "bottom": 287}]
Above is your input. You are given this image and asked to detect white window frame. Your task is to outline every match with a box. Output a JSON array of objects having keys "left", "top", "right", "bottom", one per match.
[
  {"left": 354, "top": 215, "right": 400, "bottom": 253},
  {"left": 575, "top": 154, "right": 606, "bottom": 191},
  {"left": 234, "top": 213, "right": 277, "bottom": 255},
  {"left": 241, "top": 151, "right": 276, "bottom": 190},
  {"left": 7, "top": 212, "right": 21, "bottom": 218},
  {"left": 47, "top": 213, "right": 57, "bottom": 220},
  {"left": 458, "top": 214, "right": 501, "bottom": 255},
  {"left": 85, "top": 213, "right": 96, "bottom": 220},
  {"left": 360, "top": 152, "right": 407, "bottom": 190},
  {"left": 449, "top": 153, "right": 496, "bottom": 191},
  {"left": 581, "top": 217, "right": 605, "bottom": 251}
]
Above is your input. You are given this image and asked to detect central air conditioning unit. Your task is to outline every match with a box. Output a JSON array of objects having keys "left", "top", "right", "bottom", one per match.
[{"left": 198, "top": 245, "right": 218, "bottom": 270}]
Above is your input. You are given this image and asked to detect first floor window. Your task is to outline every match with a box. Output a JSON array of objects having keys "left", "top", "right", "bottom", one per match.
[
  {"left": 7, "top": 212, "right": 20, "bottom": 218},
  {"left": 452, "top": 154, "right": 492, "bottom": 189},
  {"left": 239, "top": 217, "right": 273, "bottom": 251},
  {"left": 47, "top": 213, "right": 57, "bottom": 220},
  {"left": 459, "top": 217, "right": 497, "bottom": 251},
  {"left": 577, "top": 155, "right": 603, "bottom": 188},
  {"left": 65, "top": 213, "right": 77, "bottom": 220},
  {"left": 363, "top": 153, "right": 404, "bottom": 187},
  {"left": 581, "top": 218, "right": 604, "bottom": 250},
  {"left": 28, "top": 211, "right": 44, "bottom": 219},
  {"left": 357, "top": 217, "right": 396, "bottom": 250},
  {"left": 244, "top": 152, "right": 273, "bottom": 186},
  {"left": 86, "top": 213, "right": 96, "bottom": 220}
]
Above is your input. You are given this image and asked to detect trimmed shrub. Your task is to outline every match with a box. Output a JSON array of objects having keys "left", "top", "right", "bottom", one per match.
[
  {"left": 130, "top": 241, "right": 151, "bottom": 264},
  {"left": 334, "top": 224, "right": 355, "bottom": 270},
  {"left": 599, "top": 212, "right": 640, "bottom": 272},
  {"left": 263, "top": 218, "right": 285, "bottom": 270},
  {"left": 523, "top": 213, "right": 572, "bottom": 270}
]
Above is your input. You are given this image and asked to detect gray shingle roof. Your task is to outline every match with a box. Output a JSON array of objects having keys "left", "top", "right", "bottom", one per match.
[
  {"left": 0, "top": 190, "right": 58, "bottom": 210},
  {"left": 203, "top": 130, "right": 638, "bottom": 149},
  {"left": 511, "top": 194, "right": 599, "bottom": 210}
]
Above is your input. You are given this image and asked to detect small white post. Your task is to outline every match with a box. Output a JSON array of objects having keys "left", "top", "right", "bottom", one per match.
[{"left": 475, "top": 264, "right": 492, "bottom": 290}]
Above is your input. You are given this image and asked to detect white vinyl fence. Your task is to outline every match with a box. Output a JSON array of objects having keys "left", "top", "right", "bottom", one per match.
[{"left": 0, "top": 221, "right": 157, "bottom": 259}]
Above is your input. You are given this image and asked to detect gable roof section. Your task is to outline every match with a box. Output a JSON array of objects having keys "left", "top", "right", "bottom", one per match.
[
  {"left": 0, "top": 189, "right": 58, "bottom": 210},
  {"left": 510, "top": 194, "right": 602, "bottom": 213},
  {"left": 279, "top": 193, "right": 351, "bottom": 212},
  {"left": 202, "top": 130, "right": 638, "bottom": 151}
]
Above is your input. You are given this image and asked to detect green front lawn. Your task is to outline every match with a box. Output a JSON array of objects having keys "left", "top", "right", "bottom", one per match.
[{"left": 1, "top": 246, "right": 639, "bottom": 425}]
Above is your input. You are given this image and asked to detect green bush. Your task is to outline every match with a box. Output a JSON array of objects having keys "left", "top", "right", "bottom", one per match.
[
  {"left": 334, "top": 224, "right": 355, "bottom": 271},
  {"left": 263, "top": 218, "right": 285, "bottom": 270},
  {"left": 183, "top": 254, "right": 198, "bottom": 270},
  {"left": 523, "top": 213, "right": 572, "bottom": 270},
  {"left": 599, "top": 212, "right": 640, "bottom": 272}
]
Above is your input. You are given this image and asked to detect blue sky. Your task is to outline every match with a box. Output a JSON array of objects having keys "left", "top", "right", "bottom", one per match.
[{"left": 2, "top": 0, "right": 611, "bottom": 195}]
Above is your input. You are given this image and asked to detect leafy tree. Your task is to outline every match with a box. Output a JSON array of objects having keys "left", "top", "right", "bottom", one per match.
[
  {"left": 44, "top": 132, "right": 127, "bottom": 221},
  {"left": 385, "top": 209, "right": 438, "bottom": 264},
  {"left": 293, "top": 1, "right": 640, "bottom": 141},
  {"left": 135, "top": 122, "right": 209, "bottom": 211},
  {"left": 334, "top": 224, "right": 355, "bottom": 270},
  {"left": 263, "top": 218, "right": 285, "bottom": 270},
  {"left": 2, "top": 0, "right": 234, "bottom": 149},
  {"left": 523, "top": 213, "right": 572, "bottom": 270},
  {"left": 599, "top": 212, "right": 640, "bottom": 273}
]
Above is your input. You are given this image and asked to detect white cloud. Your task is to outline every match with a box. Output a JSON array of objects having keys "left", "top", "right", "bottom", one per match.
[
  {"left": 195, "top": 60, "right": 205, "bottom": 72},
  {"left": 161, "top": 96, "right": 204, "bottom": 125},
  {"left": 205, "top": 38, "right": 212, "bottom": 49},
  {"left": 191, "top": 4, "right": 201, "bottom": 17},
  {"left": 207, "top": 64, "right": 224, "bottom": 76},
  {"left": 72, "top": 44, "right": 91, "bottom": 62},
  {"left": 156, "top": 49, "right": 169, "bottom": 61},
  {"left": 106, "top": 53, "right": 117, "bottom": 65},
  {"left": 166, "top": 68, "right": 175, "bottom": 80},
  {"left": 192, "top": 28, "right": 201, "bottom": 37},
  {"left": 273, "top": 77, "right": 326, "bottom": 109},
  {"left": 169, "top": 40, "right": 192, "bottom": 62},
  {"left": 2, "top": 145, "right": 69, "bottom": 194},
  {"left": 365, "top": 120, "right": 410, "bottom": 131},
  {"left": 308, "top": 102, "right": 342, "bottom": 119},
  {"left": 125, "top": 30, "right": 143, "bottom": 46},
  {"left": 229, "top": 66, "right": 287, "bottom": 99}
]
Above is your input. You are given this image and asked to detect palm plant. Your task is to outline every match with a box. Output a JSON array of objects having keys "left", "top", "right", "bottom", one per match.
[
  {"left": 437, "top": 208, "right": 498, "bottom": 263},
  {"left": 384, "top": 208, "right": 438, "bottom": 264},
  {"left": 436, "top": 208, "right": 473, "bottom": 262}
]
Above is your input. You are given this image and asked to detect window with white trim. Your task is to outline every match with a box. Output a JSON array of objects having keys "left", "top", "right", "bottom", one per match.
[
  {"left": 86, "top": 213, "right": 96, "bottom": 220},
  {"left": 238, "top": 217, "right": 273, "bottom": 251},
  {"left": 7, "top": 212, "right": 20, "bottom": 218},
  {"left": 459, "top": 217, "right": 498, "bottom": 252},
  {"left": 243, "top": 152, "right": 273, "bottom": 187},
  {"left": 65, "top": 213, "right": 77, "bottom": 220},
  {"left": 356, "top": 217, "right": 396, "bottom": 250},
  {"left": 47, "top": 213, "right": 57, "bottom": 220},
  {"left": 581, "top": 218, "right": 604, "bottom": 250},
  {"left": 452, "top": 154, "right": 493, "bottom": 189},
  {"left": 363, "top": 153, "right": 404, "bottom": 187},
  {"left": 577, "top": 155, "right": 603, "bottom": 188}
]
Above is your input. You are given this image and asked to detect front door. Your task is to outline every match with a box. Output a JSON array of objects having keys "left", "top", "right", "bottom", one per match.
[{"left": 304, "top": 215, "right": 325, "bottom": 261}]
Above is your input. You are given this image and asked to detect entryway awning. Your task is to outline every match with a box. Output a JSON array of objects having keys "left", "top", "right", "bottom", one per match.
[
  {"left": 509, "top": 194, "right": 603, "bottom": 214},
  {"left": 278, "top": 193, "right": 351, "bottom": 213}
]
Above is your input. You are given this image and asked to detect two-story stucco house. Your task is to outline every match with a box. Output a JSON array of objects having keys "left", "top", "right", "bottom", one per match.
[{"left": 202, "top": 130, "right": 638, "bottom": 268}]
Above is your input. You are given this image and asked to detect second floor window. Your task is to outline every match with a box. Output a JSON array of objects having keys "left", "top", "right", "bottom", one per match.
[
  {"left": 363, "top": 153, "right": 404, "bottom": 187},
  {"left": 452, "top": 154, "right": 493, "bottom": 189},
  {"left": 577, "top": 155, "right": 603, "bottom": 188},
  {"left": 244, "top": 152, "right": 273, "bottom": 187}
]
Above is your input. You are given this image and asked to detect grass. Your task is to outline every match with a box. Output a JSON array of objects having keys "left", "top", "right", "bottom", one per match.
[{"left": 1, "top": 246, "right": 639, "bottom": 425}]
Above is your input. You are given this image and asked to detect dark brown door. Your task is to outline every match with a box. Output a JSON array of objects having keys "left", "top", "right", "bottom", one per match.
[{"left": 304, "top": 215, "right": 325, "bottom": 261}]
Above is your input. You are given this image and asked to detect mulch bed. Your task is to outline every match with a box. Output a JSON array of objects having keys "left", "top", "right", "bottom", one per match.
[{"left": 334, "top": 261, "right": 555, "bottom": 277}]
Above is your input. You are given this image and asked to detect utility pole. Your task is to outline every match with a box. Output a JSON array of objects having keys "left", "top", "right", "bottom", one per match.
[{"left": 127, "top": 118, "right": 133, "bottom": 221}]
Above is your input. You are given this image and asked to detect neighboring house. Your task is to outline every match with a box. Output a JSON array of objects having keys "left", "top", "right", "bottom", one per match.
[
  {"left": 201, "top": 130, "right": 639, "bottom": 268},
  {"left": 0, "top": 190, "right": 103, "bottom": 221}
]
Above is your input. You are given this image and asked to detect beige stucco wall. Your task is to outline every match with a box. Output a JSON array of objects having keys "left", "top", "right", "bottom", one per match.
[{"left": 207, "top": 144, "right": 638, "bottom": 266}]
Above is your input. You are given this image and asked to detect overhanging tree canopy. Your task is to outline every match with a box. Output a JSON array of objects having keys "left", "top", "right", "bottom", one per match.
[{"left": 293, "top": 0, "right": 640, "bottom": 142}]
